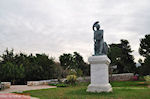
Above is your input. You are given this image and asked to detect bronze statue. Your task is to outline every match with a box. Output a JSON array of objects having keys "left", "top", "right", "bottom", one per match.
[{"left": 93, "top": 21, "right": 108, "bottom": 55}]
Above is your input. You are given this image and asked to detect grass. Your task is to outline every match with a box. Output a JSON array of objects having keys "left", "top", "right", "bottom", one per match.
[
  {"left": 22, "top": 81, "right": 150, "bottom": 99},
  {"left": 111, "top": 81, "right": 148, "bottom": 87}
]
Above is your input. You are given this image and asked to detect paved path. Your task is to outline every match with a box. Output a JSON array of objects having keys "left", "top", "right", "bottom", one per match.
[
  {"left": 0, "top": 85, "right": 56, "bottom": 93},
  {"left": 0, "top": 85, "right": 56, "bottom": 99}
]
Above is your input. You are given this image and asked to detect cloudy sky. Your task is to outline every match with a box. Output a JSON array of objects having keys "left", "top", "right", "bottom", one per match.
[{"left": 0, "top": 0, "right": 150, "bottom": 62}]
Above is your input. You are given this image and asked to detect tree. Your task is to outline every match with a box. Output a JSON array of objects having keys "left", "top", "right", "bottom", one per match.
[
  {"left": 59, "top": 52, "right": 90, "bottom": 76},
  {"left": 0, "top": 49, "right": 15, "bottom": 63},
  {"left": 52, "top": 62, "right": 63, "bottom": 79},
  {"left": 139, "top": 34, "right": 150, "bottom": 75},
  {"left": 73, "top": 52, "right": 85, "bottom": 70},
  {"left": 24, "top": 53, "right": 56, "bottom": 81},
  {"left": 35, "top": 54, "right": 55, "bottom": 79},
  {"left": 108, "top": 39, "right": 136, "bottom": 73},
  {"left": 59, "top": 53, "right": 74, "bottom": 70},
  {"left": 141, "top": 56, "right": 150, "bottom": 75},
  {"left": 73, "top": 52, "right": 90, "bottom": 76},
  {"left": 0, "top": 49, "right": 59, "bottom": 84},
  {"left": 139, "top": 34, "right": 150, "bottom": 57},
  {"left": 0, "top": 62, "right": 24, "bottom": 84}
]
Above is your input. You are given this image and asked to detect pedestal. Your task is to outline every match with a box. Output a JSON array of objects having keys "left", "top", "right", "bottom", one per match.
[{"left": 87, "top": 55, "right": 112, "bottom": 93}]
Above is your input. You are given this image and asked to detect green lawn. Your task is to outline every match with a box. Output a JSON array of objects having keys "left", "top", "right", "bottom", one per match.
[{"left": 23, "top": 81, "right": 150, "bottom": 99}]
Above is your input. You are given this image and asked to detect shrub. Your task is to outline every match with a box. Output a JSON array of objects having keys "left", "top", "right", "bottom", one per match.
[
  {"left": 144, "top": 75, "right": 150, "bottom": 82},
  {"left": 49, "top": 83, "right": 57, "bottom": 86},
  {"left": 133, "top": 76, "right": 138, "bottom": 81},
  {"left": 62, "top": 69, "right": 76, "bottom": 78},
  {"left": 49, "top": 83, "right": 68, "bottom": 87},
  {"left": 76, "top": 69, "right": 83, "bottom": 77},
  {"left": 66, "top": 75, "right": 77, "bottom": 85},
  {"left": 56, "top": 83, "right": 68, "bottom": 87},
  {"left": 0, "top": 83, "right": 1, "bottom": 90},
  {"left": 68, "top": 69, "right": 77, "bottom": 75},
  {"left": 139, "top": 76, "right": 145, "bottom": 81}
]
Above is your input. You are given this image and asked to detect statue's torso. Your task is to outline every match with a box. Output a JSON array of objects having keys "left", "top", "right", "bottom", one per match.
[{"left": 94, "top": 30, "right": 103, "bottom": 40}]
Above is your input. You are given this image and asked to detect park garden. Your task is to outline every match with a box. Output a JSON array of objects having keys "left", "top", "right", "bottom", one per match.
[
  {"left": 22, "top": 81, "right": 150, "bottom": 99},
  {"left": 0, "top": 34, "right": 150, "bottom": 99}
]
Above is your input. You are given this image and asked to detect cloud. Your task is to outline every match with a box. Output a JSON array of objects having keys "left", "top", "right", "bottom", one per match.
[{"left": 0, "top": 0, "right": 150, "bottom": 62}]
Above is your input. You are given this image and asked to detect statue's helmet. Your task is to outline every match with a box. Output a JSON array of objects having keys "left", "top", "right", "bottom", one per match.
[{"left": 93, "top": 21, "right": 100, "bottom": 30}]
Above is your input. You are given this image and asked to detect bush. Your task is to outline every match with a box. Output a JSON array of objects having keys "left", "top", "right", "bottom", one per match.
[
  {"left": 133, "top": 76, "right": 138, "bottom": 81},
  {"left": 68, "top": 69, "right": 77, "bottom": 75},
  {"left": 139, "top": 76, "right": 145, "bottom": 81},
  {"left": 66, "top": 75, "right": 77, "bottom": 85},
  {"left": 49, "top": 83, "right": 68, "bottom": 87},
  {"left": 144, "top": 75, "right": 150, "bottom": 82},
  {"left": 0, "top": 83, "right": 1, "bottom": 90},
  {"left": 76, "top": 69, "right": 83, "bottom": 77},
  {"left": 56, "top": 83, "right": 68, "bottom": 87}
]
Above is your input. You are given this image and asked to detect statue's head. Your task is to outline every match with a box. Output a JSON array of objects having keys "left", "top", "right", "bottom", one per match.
[{"left": 93, "top": 21, "right": 100, "bottom": 30}]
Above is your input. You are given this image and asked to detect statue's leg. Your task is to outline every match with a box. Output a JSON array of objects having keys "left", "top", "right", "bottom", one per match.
[
  {"left": 102, "top": 43, "right": 105, "bottom": 54},
  {"left": 94, "top": 41, "right": 98, "bottom": 55},
  {"left": 97, "top": 41, "right": 101, "bottom": 55},
  {"left": 94, "top": 42, "right": 96, "bottom": 55},
  {"left": 95, "top": 40, "right": 99, "bottom": 55},
  {"left": 99, "top": 40, "right": 104, "bottom": 54}
]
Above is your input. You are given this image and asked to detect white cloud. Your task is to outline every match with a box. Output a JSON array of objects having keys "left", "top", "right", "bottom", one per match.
[{"left": 0, "top": 0, "right": 150, "bottom": 62}]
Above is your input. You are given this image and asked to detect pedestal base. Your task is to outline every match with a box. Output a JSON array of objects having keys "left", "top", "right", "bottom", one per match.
[
  {"left": 87, "top": 83, "right": 112, "bottom": 93},
  {"left": 86, "top": 55, "right": 112, "bottom": 93}
]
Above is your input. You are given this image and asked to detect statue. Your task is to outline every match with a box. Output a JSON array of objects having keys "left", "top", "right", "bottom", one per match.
[
  {"left": 87, "top": 22, "right": 112, "bottom": 93},
  {"left": 93, "top": 21, "right": 108, "bottom": 55}
]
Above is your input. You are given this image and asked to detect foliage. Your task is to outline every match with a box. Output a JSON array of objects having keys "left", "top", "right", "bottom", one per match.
[
  {"left": 73, "top": 52, "right": 90, "bottom": 76},
  {"left": 138, "top": 34, "right": 150, "bottom": 75},
  {"left": 59, "top": 53, "right": 73, "bottom": 70},
  {"left": 23, "top": 81, "right": 150, "bottom": 99},
  {"left": 76, "top": 69, "right": 83, "bottom": 77},
  {"left": 52, "top": 62, "right": 63, "bottom": 79},
  {"left": 139, "top": 56, "right": 150, "bottom": 75},
  {"left": 138, "top": 76, "right": 145, "bottom": 81},
  {"left": 66, "top": 75, "right": 77, "bottom": 85},
  {"left": 108, "top": 39, "right": 137, "bottom": 73},
  {"left": 0, "top": 49, "right": 62, "bottom": 84},
  {"left": 73, "top": 52, "right": 85, "bottom": 70},
  {"left": 0, "top": 62, "right": 25, "bottom": 84},
  {"left": 49, "top": 83, "right": 68, "bottom": 87},
  {"left": 68, "top": 69, "right": 77, "bottom": 75},
  {"left": 59, "top": 52, "right": 90, "bottom": 76},
  {"left": 144, "top": 75, "right": 150, "bottom": 82},
  {"left": 0, "top": 49, "right": 15, "bottom": 63},
  {"left": 139, "top": 34, "right": 150, "bottom": 57}
]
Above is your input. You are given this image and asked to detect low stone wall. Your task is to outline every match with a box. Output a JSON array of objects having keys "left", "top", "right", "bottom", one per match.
[
  {"left": 27, "top": 79, "right": 58, "bottom": 86},
  {"left": 109, "top": 73, "right": 134, "bottom": 81},
  {"left": 77, "top": 77, "right": 90, "bottom": 82},
  {"left": 1, "top": 82, "right": 11, "bottom": 89},
  {"left": 76, "top": 73, "right": 134, "bottom": 82},
  {"left": 27, "top": 73, "right": 134, "bottom": 86}
]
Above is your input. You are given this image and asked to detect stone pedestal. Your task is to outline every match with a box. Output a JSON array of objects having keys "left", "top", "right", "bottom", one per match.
[{"left": 87, "top": 55, "right": 112, "bottom": 93}]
